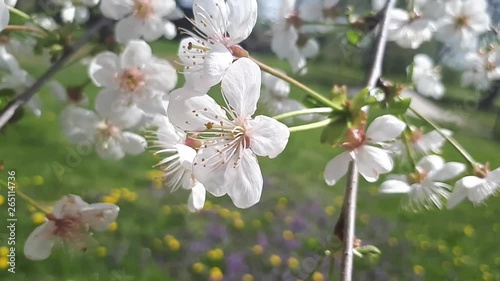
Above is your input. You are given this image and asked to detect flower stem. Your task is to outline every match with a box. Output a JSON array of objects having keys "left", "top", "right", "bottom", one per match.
[
  {"left": 0, "top": 18, "right": 112, "bottom": 129},
  {"left": 3, "top": 25, "right": 46, "bottom": 34},
  {"left": 409, "top": 107, "right": 476, "bottom": 166},
  {"left": 273, "top": 107, "right": 333, "bottom": 121},
  {"left": 401, "top": 116, "right": 417, "bottom": 167},
  {"left": 15, "top": 189, "right": 51, "bottom": 214},
  {"left": 337, "top": 1, "right": 396, "bottom": 280},
  {"left": 249, "top": 57, "right": 343, "bottom": 111},
  {"left": 288, "top": 118, "right": 336, "bottom": 133},
  {"left": 7, "top": 6, "right": 31, "bottom": 21}
]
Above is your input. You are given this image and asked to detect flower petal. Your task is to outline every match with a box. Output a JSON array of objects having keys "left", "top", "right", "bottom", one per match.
[
  {"left": 24, "top": 222, "right": 56, "bottom": 261},
  {"left": 447, "top": 176, "right": 478, "bottom": 209},
  {"left": 115, "top": 16, "right": 144, "bottom": 43},
  {"left": 417, "top": 155, "right": 444, "bottom": 173},
  {"left": 324, "top": 151, "right": 351, "bottom": 186},
  {"left": 96, "top": 138, "right": 126, "bottom": 160},
  {"left": 168, "top": 88, "right": 228, "bottom": 131},
  {"left": 120, "top": 40, "right": 152, "bottom": 69},
  {"left": 247, "top": 115, "right": 289, "bottom": 159},
  {"left": 226, "top": 0, "right": 258, "bottom": 44},
  {"left": 429, "top": 162, "right": 466, "bottom": 182},
  {"left": 221, "top": 58, "right": 261, "bottom": 118},
  {"left": 366, "top": 115, "right": 406, "bottom": 142},
  {"left": 119, "top": 132, "right": 147, "bottom": 155},
  {"left": 202, "top": 42, "right": 233, "bottom": 89},
  {"left": 227, "top": 150, "right": 263, "bottom": 208},
  {"left": 379, "top": 180, "right": 411, "bottom": 193},
  {"left": 0, "top": 0, "right": 9, "bottom": 31},
  {"left": 356, "top": 145, "right": 393, "bottom": 182},
  {"left": 88, "top": 51, "right": 119, "bottom": 88},
  {"left": 81, "top": 203, "right": 120, "bottom": 232},
  {"left": 176, "top": 144, "right": 197, "bottom": 170},
  {"left": 188, "top": 182, "right": 206, "bottom": 212}
]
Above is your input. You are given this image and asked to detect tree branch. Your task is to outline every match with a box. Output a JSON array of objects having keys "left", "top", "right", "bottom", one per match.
[
  {"left": 335, "top": 0, "right": 396, "bottom": 280},
  {"left": 0, "top": 18, "right": 112, "bottom": 130}
]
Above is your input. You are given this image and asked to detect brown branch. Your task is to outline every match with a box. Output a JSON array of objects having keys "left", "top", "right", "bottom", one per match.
[
  {"left": 335, "top": 0, "right": 396, "bottom": 280},
  {"left": 0, "top": 18, "right": 112, "bottom": 130}
]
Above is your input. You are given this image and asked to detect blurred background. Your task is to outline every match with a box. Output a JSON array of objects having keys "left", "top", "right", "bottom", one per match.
[{"left": 1, "top": 0, "right": 500, "bottom": 280}]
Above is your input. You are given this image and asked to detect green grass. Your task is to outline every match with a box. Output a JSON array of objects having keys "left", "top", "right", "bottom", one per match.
[{"left": 0, "top": 40, "right": 499, "bottom": 281}]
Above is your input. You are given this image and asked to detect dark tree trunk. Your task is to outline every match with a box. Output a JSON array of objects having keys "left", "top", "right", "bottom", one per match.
[{"left": 479, "top": 80, "right": 500, "bottom": 111}]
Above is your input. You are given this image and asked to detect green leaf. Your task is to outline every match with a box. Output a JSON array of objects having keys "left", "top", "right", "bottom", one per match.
[
  {"left": 350, "top": 87, "right": 379, "bottom": 113},
  {"left": 346, "top": 29, "right": 363, "bottom": 46},
  {"left": 356, "top": 245, "right": 382, "bottom": 257},
  {"left": 320, "top": 116, "right": 347, "bottom": 145},
  {"left": 387, "top": 98, "right": 411, "bottom": 115},
  {"left": 303, "top": 95, "right": 325, "bottom": 108}
]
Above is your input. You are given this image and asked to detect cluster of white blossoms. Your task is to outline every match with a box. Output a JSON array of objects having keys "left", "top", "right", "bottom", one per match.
[
  {"left": 323, "top": 113, "right": 499, "bottom": 211},
  {"left": 100, "top": 0, "right": 183, "bottom": 43},
  {"left": 51, "top": 0, "right": 100, "bottom": 24},
  {"left": 374, "top": 0, "right": 491, "bottom": 50}
]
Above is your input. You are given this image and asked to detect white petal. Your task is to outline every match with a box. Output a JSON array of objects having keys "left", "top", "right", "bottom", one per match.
[
  {"left": 487, "top": 168, "right": 500, "bottom": 183},
  {"left": 0, "top": 1, "right": 9, "bottom": 31},
  {"left": 192, "top": 0, "right": 228, "bottom": 40},
  {"left": 176, "top": 144, "right": 197, "bottom": 170},
  {"left": 366, "top": 115, "right": 406, "bottom": 142},
  {"left": 53, "top": 194, "right": 89, "bottom": 218},
  {"left": 417, "top": 155, "right": 444, "bottom": 173},
  {"left": 193, "top": 146, "right": 228, "bottom": 196},
  {"left": 144, "top": 58, "right": 177, "bottom": 92},
  {"left": 81, "top": 203, "right": 120, "bottom": 232},
  {"left": 142, "top": 17, "right": 166, "bottom": 41},
  {"left": 88, "top": 51, "right": 119, "bottom": 88},
  {"left": 202, "top": 42, "right": 233, "bottom": 89},
  {"left": 356, "top": 146, "right": 393, "bottom": 182},
  {"left": 96, "top": 138, "right": 126, "bottom": 160},
  {"left": 324, "top": 152, "right": 351, "bottom": 186},
  {"left": 100, "top": 0, "right": 134, "bottom": 19},
  {"left": 379, "top": 180, "right": 412, "bottom": 193},
  {"left": 24, "top": 222, "right": 56, "bottom": 261},
  {"left": 119, "top": 132, "right": 146, "bottom": 155},
  {"left": 61, "top": 5, "right": 76, "bottom": 23},
  {"left": 447, "top": 176, "right": 477, "bottom": 209},
  {"left": 247, "top": 115, "right": 290, "bottom": 158},
  {"left": 115, "top": 16, "right": 144, "bottom": 43},
  {"left": 60, "top": 106, "right": 99, "bottom": 143},
  {"left": 221, "top": 58, "right": 261, "bottom": 118},
  {"left": 48, "top": 80, "right": 67, "bottom": 102},
  {"left": 73, "top": 6, "right": 90, "bottom": 24},
  {"left": 26, "top": 96, "right": 43, "bottom": 117},
  {"left": 226, "top": 150, "right": 263, "bottom": 208},
  {"left": 188, "top": 182, "right": 206, "bottom": 212},
  {"left": 167, "top": 88, "right": 227, "bottom": 131},
  {"left": 429, "top": 162, "right": 466, "bottom": 182},
  {"left": 120, "top": 40, "right": 152, "bottom": 69},
  {"left": 226, "top": 0, "right": 258, "bottom": 45},
  {"left": 164, "top": 21, "right": 177, "bottom": 39}
]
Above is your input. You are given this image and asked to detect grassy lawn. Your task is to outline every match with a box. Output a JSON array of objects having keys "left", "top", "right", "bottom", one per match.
[{"left": 0, "top": 40, "right": 499, "bottom": 281}]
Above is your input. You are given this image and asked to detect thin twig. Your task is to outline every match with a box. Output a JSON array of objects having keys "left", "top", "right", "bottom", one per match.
[
  {"left": 335, "top": 1, "right": 396, "bottom": 280},
  {"left": 0, "top": 18, "right": 112, "bottom": 130}
]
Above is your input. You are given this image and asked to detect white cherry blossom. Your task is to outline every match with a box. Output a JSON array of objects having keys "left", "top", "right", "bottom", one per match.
[
  {"left": 100, "top": 0, "right": 182, "bottom": 43},
  {"left": 324, "top": 115, "right": 406, "bottom": 186},
  {"left": 461, "top": 48, "right": 500, "bottom": 90},
  {"left": 168, "top": 58, "right": 290, "bottom": 208},
  {"left": 435, "top": 0, "right": 491, "bottom": 49},
  {"left": 385, "top": 7, "right": 436, "bottom": 49},
  {"left": 271, "top": 0, "right": 319, "bottom": 74},
  {"left": 89, "top": 40, "right": 177, "bottom": 116},
  {"left": 24, "top": 195, "right": 119, "bottom": 260},
  {"left": 178, "top": 0, "right": 258, "bottom": 91},
  {"left": 448, "top": 164, "right": 500, "bottom": 209},
  {"left": 61, "top": 106, "right": 146, "bottom": 160},
  {"left": 410, "top": 54, "right": 445, "bottom": 99},
  {"left": 389, "top": 128, "right": 452, "bottom": 158},
  {"left": 48, "top": 81, "right": 89, "bottom": 106},
  {"left": 152, "top": 114, "right": 206, "bottom": 212},
  {"left": 380, "top": 155, "right": 465, "bottom": 211}
]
